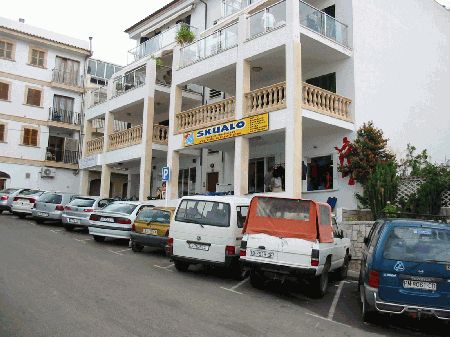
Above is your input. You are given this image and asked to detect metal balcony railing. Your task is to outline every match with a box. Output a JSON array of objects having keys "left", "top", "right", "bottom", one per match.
[
  {"left": 52, "top": 69, "right": 82, "bottom": 87},
  {"left": 48, "top": 108, "right": 82, "bottom": 125},
  {"left": 45, "top": 148, "right": 79, "bottom": 164},
  {"left": 88, "top": 86, "right": 108, "bottom": 107}
]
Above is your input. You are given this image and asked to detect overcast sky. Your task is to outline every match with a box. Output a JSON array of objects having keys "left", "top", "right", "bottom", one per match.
[{"left": 2, "top": 0, "right": 450, "bottom": 66}]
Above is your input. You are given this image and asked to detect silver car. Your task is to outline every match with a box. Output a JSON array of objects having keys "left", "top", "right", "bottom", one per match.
[
  {"left": 32, "top": 192, "right": 77, "bottom": 223},
  {"left": 62, "top": 196, "right": 114, "bottom": 231},
  {"left": 11, "top": 190, "right": 46, "bottom": 218},
  {"left": 0, "top": 188, "right": 30, "bottom": 214}
]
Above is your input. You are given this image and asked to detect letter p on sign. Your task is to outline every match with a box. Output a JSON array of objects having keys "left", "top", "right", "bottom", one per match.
[{"left": 162, "top": 166, "right": 170, "bottom": 182}]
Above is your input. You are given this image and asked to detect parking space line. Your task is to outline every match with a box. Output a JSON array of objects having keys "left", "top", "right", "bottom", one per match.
[
  {"left": 74, "top": 238, "right": 87, "bottom": 243},
  {"left": 305, "top": 312, "right": 352, "bottom": 329},
  {"left": 50, "top": 229, "right": 63, "bottom": 233},
  {"left": 115, "top": 248, "right": 132, "bottom": 253},
  {"left": 328, "top": 281, "right": 344, "bottom": 320},
  {"left": 220, "top": 278, "right": 249, "bottom": 295},
  {"left": 153, "top": 264, "right": 174, "bottom": 272}
]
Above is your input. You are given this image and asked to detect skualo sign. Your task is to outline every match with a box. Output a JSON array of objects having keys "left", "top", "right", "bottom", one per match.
[{"left": 183, "top": 113, "right": 269, "bottom": 147}]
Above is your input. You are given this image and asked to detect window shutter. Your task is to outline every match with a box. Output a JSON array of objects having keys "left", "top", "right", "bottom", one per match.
[
  {"left": 31, "top": 129, "right": 38, "bottom": 146},
  {"left": 0, "top": 124, "right": 5, "bottom": 142},
  {"left": 0, "top": 82, "right": 8, "bottom": 100},
  {"left": 27, "top": 89, "right": 41, "bottom": 106},
  {"left": 23, "top": 128, "right": 31, "bottom": 145}
]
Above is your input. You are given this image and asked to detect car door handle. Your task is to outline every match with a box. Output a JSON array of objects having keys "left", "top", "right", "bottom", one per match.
[{"left": 258, "top": 246, "right": 265, "bottom": 249}]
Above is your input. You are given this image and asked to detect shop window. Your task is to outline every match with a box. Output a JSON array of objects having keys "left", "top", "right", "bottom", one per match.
[
  {"left": 22, "top": 127, "right": 38, "bottom": 146},
  {"left": 307, "top": 155, "right": 333, "bottom": 191},
  {"left": 248, "top": 156, "right": 278, "bottom": 193}
]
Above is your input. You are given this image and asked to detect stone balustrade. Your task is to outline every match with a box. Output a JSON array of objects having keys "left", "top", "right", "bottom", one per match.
[
  {"left": 86, "top": 137, "right": 104, "bottom": 155},
  {"left": 245, "top": 82, "right": 287, "bottom": 116},
  {"left": 108, "top": 124, "right": 143, "bottom": 150},
  {"left": 175, "top": 97, "right": 235, "bottom": 134},
  {"left": 153, "top": 125, "right": 169, "bottom": 145}
]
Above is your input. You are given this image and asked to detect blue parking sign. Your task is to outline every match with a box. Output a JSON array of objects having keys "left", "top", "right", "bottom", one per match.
[{"left": 162, "top": 166, "right": 170, "bottom": 182}]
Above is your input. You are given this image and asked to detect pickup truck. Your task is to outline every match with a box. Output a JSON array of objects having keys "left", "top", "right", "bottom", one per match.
[{"left": 240, "top": 196, "right": 351, "bottom": 297}]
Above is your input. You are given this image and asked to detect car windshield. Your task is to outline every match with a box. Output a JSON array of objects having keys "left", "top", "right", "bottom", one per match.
[
  {"left": 256, "top": 198, "right": 310, "bottom": 221},
  {"left": 383, "top": 226, "right": 450, "bottom": 263},
  {"left": 101, "top": 203, "right": 137, "bottom": 215},
  {"left": 69, "top": 198, "right": 95, "bottom": 207},
  {"left": 20, "top": 190, "right": 43, "bottom": 196},
  {"left": 137, "top": 209, "right": 171, "bottom": 224},
  {"left": 175, "top": 200, "right": 230, "bottom": 227},
  {"left": 39, "top": 193, "right": 63, "bottom": 204},
  {"left": 0, "top": 188, "right": 19, "bottom": 194}
]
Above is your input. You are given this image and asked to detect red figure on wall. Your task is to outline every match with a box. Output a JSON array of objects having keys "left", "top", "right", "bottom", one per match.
[{"left": 335, "top": 137, "right": 355, "bottom": 185}]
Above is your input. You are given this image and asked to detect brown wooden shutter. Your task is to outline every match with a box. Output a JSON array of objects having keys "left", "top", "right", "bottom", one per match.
[
  {"left": 26, "top": 89, "right": 41, "bottom": 106},
  {"left": 31, "top": 129, "right": 38, "bottom": 146},
  {"left": 0, "top": 124, "right": 5, "bottom": 142},
  {"left": 23, "top": 128, "right": 31, "bottom": 145},
  {"left": 0, "top": 82, "right": 8, "bottom": 100}
]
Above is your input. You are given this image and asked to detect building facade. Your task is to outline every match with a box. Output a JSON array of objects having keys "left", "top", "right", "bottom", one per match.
[
  {"left": 0, "top": 17, "right": 92, "bottom": 192},
  {"left": 79, "top": 0, "right": 450, "bottom": 210}
]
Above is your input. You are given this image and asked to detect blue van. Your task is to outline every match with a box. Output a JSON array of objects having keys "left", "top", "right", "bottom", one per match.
[{"left": 359, "top": 219, "right": 450, "bottom": 322}]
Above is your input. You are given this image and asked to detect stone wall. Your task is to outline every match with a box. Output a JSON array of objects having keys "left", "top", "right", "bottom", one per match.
[{"left": 340, "top": 221, "right": 375, "bottom": 273}]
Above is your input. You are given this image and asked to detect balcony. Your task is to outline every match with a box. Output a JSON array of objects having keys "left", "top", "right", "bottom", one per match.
[
  {"left": 48, "top": 108, "right": 82, "bottom": 126},
  {"left": 112, "top": 66, "right": 146, "bottom": 98},
  {"left": 175, "top": 82, "right": 352, "bottom": 133},
  {"left": 152, "top": 125, "right": 169, "bottom": 145},
  {"left": 45, "top": 147, "right": 79, "bottom": 165},
  {"left": 180, "top": 23, "right": 238, "bottom": 68},
  {"left": 247, "top": 0, "right": 286, "bottom": 40},
  {"left": 88, "top": 86, "right": 107, "bottom": 108},
  {"left": 86, "top": 137, "right": 104, "bottom": 155},
  {"left": 127, "top": 24, "right": 198, "bottom": 65},
  {"left": 51, "top": 69, "right": 83, "bottom": 90},
  {"left": 108, "top": 124, "right": 143, "bottom": 151},
  {"left": 299, "top": 0, "right": 349, "bottom": 47}
]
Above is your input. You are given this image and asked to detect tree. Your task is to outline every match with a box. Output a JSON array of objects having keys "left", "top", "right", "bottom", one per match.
[{"left": 398, "top": 144, "right": 429, "bottom": 177}]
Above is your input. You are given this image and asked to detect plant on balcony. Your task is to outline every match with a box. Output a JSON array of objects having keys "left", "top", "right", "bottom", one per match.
[
  {"left": 176, "top": 24, "right": 195, "bottom": 46},
  {"left": 151, "top": 56, "right": 164, "bottom": 70}
]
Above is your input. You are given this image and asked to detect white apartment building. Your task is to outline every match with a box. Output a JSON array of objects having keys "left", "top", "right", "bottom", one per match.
[
  {"left": 0, "top": 17, "right": 92, "bottom": 192},
  {"left": 79, "top": 0, "right": 450, "bottom": 210}
]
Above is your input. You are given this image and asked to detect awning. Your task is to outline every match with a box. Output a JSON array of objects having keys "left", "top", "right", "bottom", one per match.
[{"left": 0, "top": 171, "right": 11, "bottom": 179}]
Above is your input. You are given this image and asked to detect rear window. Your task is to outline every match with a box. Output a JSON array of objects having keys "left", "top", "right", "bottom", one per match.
[
  {"left": 101, "top": 203, "right": 137, "bottom": 215},
  {"left": 69, "top": 198, "right": 95, "bottom": 207},
  {"left": 38, "top": 193, "right": 62, "bottom": 204},
  {"left": 383, "top": 226, "right": 450, "bottom": 263},
  {"left": 21, "top": 190, "right": 42, "bottom": 196},
  {"left": 256, "top": 198, "right": 310, "bottom": 221},
  {"left": 175, "top": 200, "right": 230, "bottom": 227},
  {"left": 0, "top": 188, "right": 19, "bottom": 194},
  {"left": 137, "top": 208, "right": 171, "bottom": 224}
]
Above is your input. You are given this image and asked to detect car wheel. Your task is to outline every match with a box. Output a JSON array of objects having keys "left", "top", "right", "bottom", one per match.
[
  {"left": 131, "top": 241, "right": 144, "bottom": 253},
  {"left": 174, "top": 260, "right": 190, "bottom": 272},
  {"left": 64, "top": 224, "right": 74, "bottom": 231},
  {"left": 17, "top": 214, "right": 26, "bottom": 219},
  {"left": 312, "top": 260, "right": 330, "bottom": 298},
  {"left": 336, "top": 254, "right": 350, "bottom": 281},
  {"left": 0, "top": 210, "right": 3, "bottom": 214},
  {"left": 360, "top": 285, "right": 377, "bottom": 323},
  {"left": 35, "top": 219, "right": 44, "bottom": 224},
  {"left": 93, "top": 235, "right": 105, "bottom": 242},
  {"left": 249, "top": 269, "right": 265, "bottom": 289}
]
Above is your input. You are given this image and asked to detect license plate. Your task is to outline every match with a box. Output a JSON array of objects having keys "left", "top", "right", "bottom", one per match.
[
  {"left": 100, "top": 217, "right": 114, "bottom": 223},
  {"left": 143, "top": 228, "right": 158, "bottom": 235},
  {"left": 250, "top": 249, "right": 274, "bottom": 259},
  {"left": 403, "top": 280, "right": 437, "bottom": 291},
  {"left": 38, "top": 212, "right": 48, "bottom": 217},
  {"left": 188, "top": 242, "right": 210, "bottom": 251},
  {"left": 68, "top": 218, "right": 80, "bottom": 224}
]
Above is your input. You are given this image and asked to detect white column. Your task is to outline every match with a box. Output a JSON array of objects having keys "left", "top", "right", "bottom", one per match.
[
  {"left": 139, "top": 59, "right": 157, "bottom": 201},
  {"left": 127, "top": 173, "right": 132, "bottom": 198},
  {"left": 284, "top": 0, "right": 302, "bottom": 198},
  {"left": 99, "top": 109, "right": 114, "bottom": 197}
]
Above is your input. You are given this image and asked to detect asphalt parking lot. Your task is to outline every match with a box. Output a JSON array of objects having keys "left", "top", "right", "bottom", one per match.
[{"left": 0, "top": 214, "right": 447, "bottom": 337}]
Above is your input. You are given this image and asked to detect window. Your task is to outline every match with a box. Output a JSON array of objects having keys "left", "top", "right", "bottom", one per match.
[
  {"left": 22, "top": 127, "right": 38, "bottom": 146},
  {"left": 0, "top": 123, "right": 5, "bottom": 142},
  {"left": 53, "top": 95, "right": 74, "bottom": 115},
  {"left": 236, "top": 206, "right": 249, "bottom": 228},
  {"left": 318, "top": 204, "right": 331, "bottom": 226},
  {"left": 177, "top": 167, "right": 196, "bottom": 198},
  {"left": 256, "top": 198, "right": 311, "bottom": 221},
  {"left": 26, "top": 88, "right": 42, "bottom": 106},
  {"left": 307, "top": 155, "right": 333, "bottom": 191},
  {"left": 306, "top": 73, "right": 336, "bottom": 93},
  {"left": 0, "top": 82, "right": 9, "bottom": 100},
  {"left": 69, "top": 198, "right": 95, "bottom": 208},
  {"left": 38, "top": 193, "right": 63, "bottom": 204},
  {"left": 97, "top": 199, "right": 114, "bottom": 209},
  {"left": 136, "top": 208, "right": 171, "bottom": 224},
  {"left": 175, "top": 199, "right": 231, "bottom": 227},
  {"left": 30, "top": 49, "right": 45, "bottom": 67},
  {"left": 101, "top": 203, "right": 137, "bottom": 215},
  {"left": 0, "top": 40, "right": 13, "bottom": 60}
]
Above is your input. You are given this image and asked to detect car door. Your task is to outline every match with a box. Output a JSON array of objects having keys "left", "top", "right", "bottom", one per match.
[{"left": 361, "top": 221, "right": 383, "bottom": 282}]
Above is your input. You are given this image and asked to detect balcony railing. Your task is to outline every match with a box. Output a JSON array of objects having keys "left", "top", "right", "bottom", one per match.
[
  {"left": 245, "top": 82, "right": 286, "bottom": 116},
  {"left": 127, "top": 24, "right": 198, "bottom": 65},
  {"left": 299, "top": 0, "right": 349, "bottom": 47},
  {"left": 48, "top": 108, "right": 82, "bottom": 125},
  {"left": 112, "top": 66, "right": 146, "bottom": 98},
  {"left": 175, "top": 97, "right": 236, "bottom": 133},
  {"left": 86, "top": 137, "right": 104, "bottom": 155},
  {"left": 89, "top": 86, "right": 107, "bottom": 107},
  {"left": 45, "top": 148, "right": 79, "bottom": 164},
  {"left": 52, "top": 69, "right": 82, "bottom": 87},
  {"left": 180, "top": 23, "right": 239, "bottom": 68},
  {"left": 222, "top": 0, "right": 256, "bottom": 18},
  {"left": 153, "top": 125, "right": 169, "bottom": 145},
  {"left": 248, "top": 0, "right": 286, "bottom": 39},
  {"left": 108, "top": 124, "right": 143, "bottom": 150}
]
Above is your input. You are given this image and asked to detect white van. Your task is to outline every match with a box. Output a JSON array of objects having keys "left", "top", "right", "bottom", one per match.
[{"left": 167, "top": 196, "right": 250, "bottom": 279}]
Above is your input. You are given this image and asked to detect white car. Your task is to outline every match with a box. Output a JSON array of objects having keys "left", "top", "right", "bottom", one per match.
[
  {"left": 240, "top": 196, "right": 351, "bottom": 297},
  {"left": 167, "top": 196, "right": 250, "bottom": 279},
  {"left": 88, "top": 201, "right": 154, "bottom": 242},
  {"left": 11, "top": 190, "right": 46, "bottom": 218}
]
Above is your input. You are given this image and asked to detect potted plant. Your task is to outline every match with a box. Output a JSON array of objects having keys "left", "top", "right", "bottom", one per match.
[{"left": 176, "top": 24, "right": 195, "bottom": 46}]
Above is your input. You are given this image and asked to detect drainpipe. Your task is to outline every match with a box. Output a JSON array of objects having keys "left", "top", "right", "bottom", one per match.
[{"left": 198, "top": 0, "right": 208, "bottom": 30}]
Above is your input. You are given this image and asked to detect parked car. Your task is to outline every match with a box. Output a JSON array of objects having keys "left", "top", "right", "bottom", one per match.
[
  {"left": 11, "top": 190, "right": 46, "bottom": 218},
  {"left": 32, "top": 192, "right": 78, "bottom": 224},
  {"left": 62, "top": 196, "right": 114, "bottom": 231},
  {"left": 359, "top": 219, "right": 450, "bottom": 323},
  {"left": 0, "top": 188, "right": 30, "bottom": 214},
  {"left": 130, "top": 207, "right": 175, "bottom": 252},
  {"left": 240, "top": 197, "right": 351, "bottom": 297},
  {"left": 167, "top": 196, "right": 250, "bottom": 279},
  {"left": 88, "top": 201, "right": 154, "bottom": 242}
]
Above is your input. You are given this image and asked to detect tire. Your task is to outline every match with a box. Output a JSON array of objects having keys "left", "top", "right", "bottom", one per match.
[
  {"left": 249, "top": 269, "right": 265, "bottom": 289},
  {"left": 64, "top": 224, "right": 74, "bottom": 231},
  {"left": 174, "top": 260, "right": 190, "bottom": 272},
  {"left": 0, "top": 210, "right": 3, "bottom": 214},
  {"left": 131, "top": 241, "right": 144, "bottom": 253},
  {"left": 336, "top": 255, "right": 350, "bottom": 281},
  {"left": 312, "top": 260, "right": 330, "bottom": 298},
  {"left": 360, "top": 285, "right": 377, "bottom": 323},
  {"left": 93, "top": 235, "right": 105, "bottom": 242},
  {"left": 35, "top": 219, "right": 44, "bottom": 224},
  {"left": 18, "top": 214, "right": 26, "bottom": 219}
]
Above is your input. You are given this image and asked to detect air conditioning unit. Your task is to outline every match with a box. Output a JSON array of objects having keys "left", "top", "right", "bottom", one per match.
[{"left": 41, "top": 167, "right": 56, "bottom": 178}]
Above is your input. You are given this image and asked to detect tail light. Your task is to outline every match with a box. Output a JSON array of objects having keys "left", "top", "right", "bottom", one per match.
[
  {"left": 115, "top": 217, "right": 131, "bottom": 225},
  {"left": 164, "top": 229, "right": 169, "bottom": 237},
  {"left": 368, "top": 270, "right": 380, "bottom": 288},
  {"left": 311, "top": 249, "right": 320, "bottom": 267},
  {"left": 165, "top": 237, "right": 174, "bottom": 255},
  {"left": 55, "top": 205, "right": 64, "bottom": 211},
  {"left": 1, "top": 195, "right": 8, "bottom": 201},
  {"left": 240, "top": 240, "right": 247, "bottom": 257},
  {"left": 83, "top": 208, "right": 94, "bottom": 213},
  {"left": 225, "top": 245, "right": 236, "bottom": 256},
  {"left": 131, "top": 223, "right": 136, "bottom": 232},
  {"left": 64, "top": 206, "right": 72, "bottom": 211},
  {"left": 28, "top": 198, "right": 36, "bottom": 204},
  {"left": 89, "top": 214, "right": 100, "bottom": 221}
]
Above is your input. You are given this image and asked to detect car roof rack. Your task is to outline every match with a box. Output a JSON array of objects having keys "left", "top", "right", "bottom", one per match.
[{"left": 381, "top": 212, "right": 448, "bottom": 223}]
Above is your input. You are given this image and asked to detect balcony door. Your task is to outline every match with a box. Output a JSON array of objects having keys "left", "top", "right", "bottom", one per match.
[
  {"left": 55, "top": 56, "right": 80, "bottom": 86},
  {"left": 47, "top": 136, "right": 65, "bottom": 162},
  {"left": 248, "top": 156, "right": 275, "bottom": 193},
  {"left": 53, "top": 95, "right": 75, "bottom": 123}
]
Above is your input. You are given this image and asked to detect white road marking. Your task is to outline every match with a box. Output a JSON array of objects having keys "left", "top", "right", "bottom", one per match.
[
  {"left": 154, "top": 264, "right": 174, "bottom": 272},
  {"left": 220, "top": 278, "right": 249, "bottom": 295},
  {"left": 305, "top": 313, "right": 352, "bottom": 329},
  {"left": 328, "top": 281, "right": 344, "bottom": 320},
  {"left": 108, "top": 249, "right": 124, "bottom": 256},
  {"left": 115, "top": 248, "right": 132, "bottom": 253},
  {"left": 74, "top": 238, "right": 87, "bottom": 243},
  {"left": 50, "top": 229, "right": 63, "bottom": 233}
]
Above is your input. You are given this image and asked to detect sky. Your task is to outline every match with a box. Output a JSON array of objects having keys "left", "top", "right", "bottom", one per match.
[{"left": 2, "top": 0, "right": 449, "bottom": 66}]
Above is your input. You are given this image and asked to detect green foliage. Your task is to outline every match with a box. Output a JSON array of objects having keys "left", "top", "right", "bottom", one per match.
[
  {"left": 340, "top": 121, "right": 395, "bottom": 186},
  {"left": 357, "top": 162, "right": 398, "bottom": 219},
  {"left": 176, "top": 24, "right": 195, "bottom": 46},
  {"left": 398, "top": 144, "right": 429, "bottom": 177},
  {"left": 383, "top": 202, "right": 399, "bottom": 218},
  {"left": 151, "top": 56, "right": 164, "bottom": 69}
]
